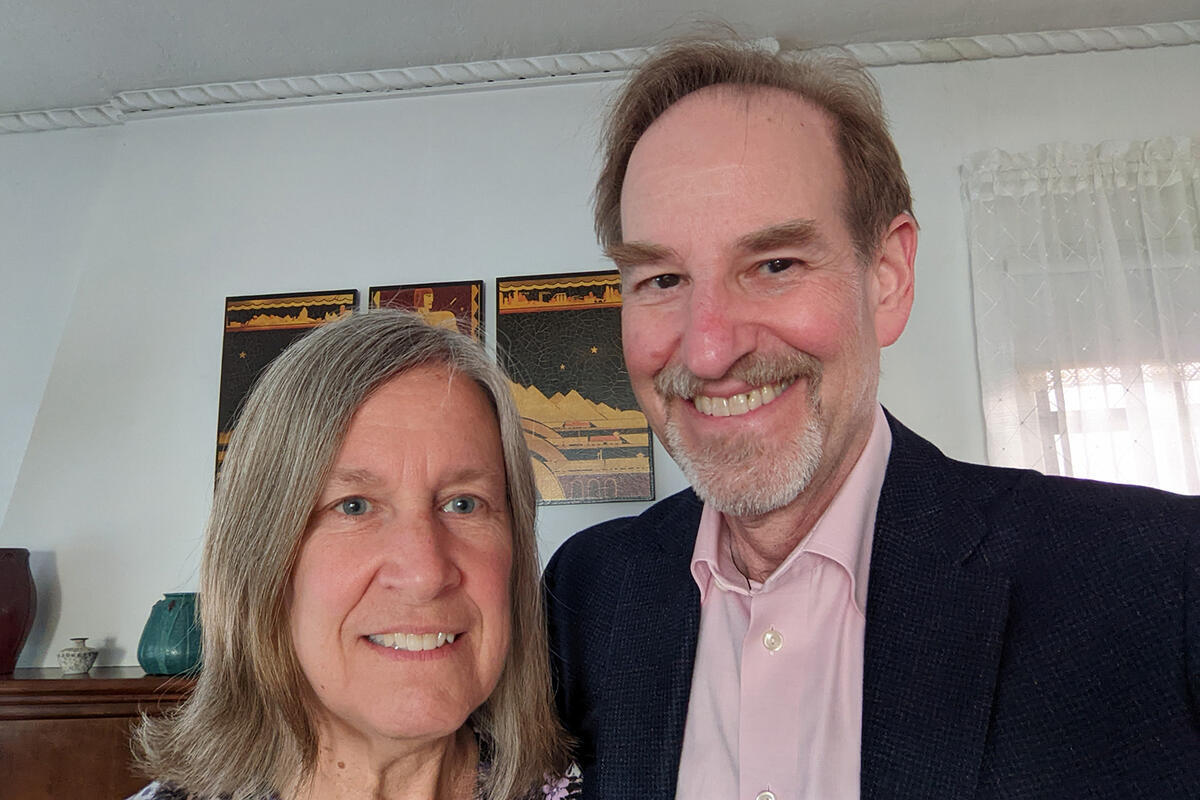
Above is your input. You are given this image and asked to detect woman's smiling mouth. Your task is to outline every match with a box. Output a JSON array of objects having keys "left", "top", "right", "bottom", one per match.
[{"left": 366, "top": 631, "right": 459, "bottom": 652}]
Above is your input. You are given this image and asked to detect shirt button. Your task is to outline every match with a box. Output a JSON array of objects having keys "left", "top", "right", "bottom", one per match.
[
  {"left": 762, "top": 627, "right": 783, "bottom": 652},
  {"left": 756, "top": 792, "right": 776, "bottom": 800}
]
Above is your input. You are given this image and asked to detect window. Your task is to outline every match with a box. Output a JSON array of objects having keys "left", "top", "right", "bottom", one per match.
[
  {"left": 963, "top": 138, "right": 1200, "bottom": 494},
  {"left": 1033, "top": 362, "right": 1200, "bottom": 493}
]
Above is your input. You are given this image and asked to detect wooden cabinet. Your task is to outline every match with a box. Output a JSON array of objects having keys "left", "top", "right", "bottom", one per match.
[{"left": 0, "top": 667, "right": 194, "bottom": 799}]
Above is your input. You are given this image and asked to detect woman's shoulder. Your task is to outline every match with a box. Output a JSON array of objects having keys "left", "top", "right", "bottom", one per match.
[
  {"left": 125, "top": 781, "right": 274, "bottom": 800},
  {"left": 126, "top": 783, "right": 196, "bottom": 800},
  {"left": 530, "top": 762, "right": 582, "bottom": 799},
  {"left": 133, "top": 767, "right": 581, "bottom": 800}
]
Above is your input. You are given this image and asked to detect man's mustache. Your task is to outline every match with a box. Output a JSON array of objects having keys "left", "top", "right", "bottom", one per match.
[{"left": 653, "top": 351, "right": 823, "bottom": 399}]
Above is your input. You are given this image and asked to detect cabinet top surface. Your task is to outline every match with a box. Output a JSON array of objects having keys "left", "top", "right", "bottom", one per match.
[{"left": 1, "top": 667, "right": 195, "bottom": 698}]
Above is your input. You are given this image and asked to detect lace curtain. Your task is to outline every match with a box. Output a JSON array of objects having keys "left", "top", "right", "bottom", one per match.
[{"left": 963, "top": 137, "right": 1200, "bottom": 494}]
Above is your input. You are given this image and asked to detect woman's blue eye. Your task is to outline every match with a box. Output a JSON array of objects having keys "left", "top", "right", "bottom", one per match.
[
  {"left": 441, "top": 496, "right": 477, "bottom": 514},
  {"left": 338, "top": 497, "right": 370, "bottom": 516}
]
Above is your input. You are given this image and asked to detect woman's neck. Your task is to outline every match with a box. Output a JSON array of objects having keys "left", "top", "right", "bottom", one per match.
[{"left": 291, "top": 724, "right": 479, "bottom": 800}]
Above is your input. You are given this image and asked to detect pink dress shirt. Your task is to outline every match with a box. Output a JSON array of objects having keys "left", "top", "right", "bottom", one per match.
[{"left": 674, "top": 405, "right": 892, "bottom": 800}]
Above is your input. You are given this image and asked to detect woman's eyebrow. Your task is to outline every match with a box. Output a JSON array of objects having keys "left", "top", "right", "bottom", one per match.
[
  {"left": 323, "top": 466, "right": 506, "bottom": 489},
  {"left": 321, "top": 468, "right": 385, "bottom": 490}
]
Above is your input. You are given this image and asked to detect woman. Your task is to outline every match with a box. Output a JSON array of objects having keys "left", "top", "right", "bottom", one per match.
[{"left": 132, "top": 310, "right": 577, "bottom": 800}]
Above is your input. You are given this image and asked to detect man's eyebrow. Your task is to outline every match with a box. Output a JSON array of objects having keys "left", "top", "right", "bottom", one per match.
[
  {"left": 736, "top": 219, "right": 824, "bottom": 253},
  {"left": 604, "top": 241, "right": 676, "bottom": 270}
]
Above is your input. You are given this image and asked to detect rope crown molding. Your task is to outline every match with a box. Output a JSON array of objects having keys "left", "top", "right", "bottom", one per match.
[{"left": 3, "top": 19, "right": 1196, "bottom": 135}]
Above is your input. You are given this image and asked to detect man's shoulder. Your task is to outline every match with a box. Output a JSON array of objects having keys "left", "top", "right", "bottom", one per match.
[
  {"left": 943, "top": 450, "right": 1196, "bottom": 540},
  {"left": 884, "top": 412, "right": 1198, "bottom": 557},
  {"left": 543, "top": 489, "right": 702, "bottom": 620},
  {"left": 547, "top": 488, "right": 703, "bottom": 567},
  {"left": 888, "top": 411, "right": 1195, "bottom": 510}
]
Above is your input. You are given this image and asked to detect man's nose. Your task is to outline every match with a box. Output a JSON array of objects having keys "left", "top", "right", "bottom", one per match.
[
  {"left": 677, "top": 280, "right": 755, "bottom": 381},
  {"left": 375, "top": 513, "right": 461, "bottom": 599}
]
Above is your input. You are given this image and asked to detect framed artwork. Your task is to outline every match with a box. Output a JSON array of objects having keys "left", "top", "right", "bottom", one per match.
[
  {"left": 496, "top": 271, "right": 653, "bottom": 505},
  {"left": 216, "top": 289, "right": 358, "bottom": 473},
  {"left": 369, "top": 280, "right": 485, "bottom": 343}
]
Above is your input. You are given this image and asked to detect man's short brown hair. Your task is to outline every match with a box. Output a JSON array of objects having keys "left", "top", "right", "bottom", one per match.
[{"left": 594, "top": 38, "right": 914, "bottom": 263}]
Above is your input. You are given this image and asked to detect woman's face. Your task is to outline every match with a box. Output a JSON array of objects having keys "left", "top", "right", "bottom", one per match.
[{"left": 289, "top": 365, "right": 513, "bottom": 746}]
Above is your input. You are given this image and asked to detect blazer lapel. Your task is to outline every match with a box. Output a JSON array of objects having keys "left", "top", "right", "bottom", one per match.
[
  {"left": 593, "top": 494, "right": 702, "bottom": 799},
  {"left": 860, "top": 417, "right": 1012, "bottom": 800}
]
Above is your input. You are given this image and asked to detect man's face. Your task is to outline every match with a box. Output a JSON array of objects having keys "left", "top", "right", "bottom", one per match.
[{"left": 613, "top": 86, "right": 913, "bottom": 516}]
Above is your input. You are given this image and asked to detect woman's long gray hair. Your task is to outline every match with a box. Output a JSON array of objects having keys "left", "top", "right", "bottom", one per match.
[{"left": 135, "top": 309, "right": 568, "bottom": 799}]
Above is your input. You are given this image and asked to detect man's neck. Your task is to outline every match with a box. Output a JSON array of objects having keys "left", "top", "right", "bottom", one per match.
[{"left": 724, "top": 430, "right": 871, "bottom": 584}]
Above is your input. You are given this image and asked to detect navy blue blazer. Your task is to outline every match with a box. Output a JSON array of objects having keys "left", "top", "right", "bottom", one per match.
[{"left": 544, "top": 412, "right": 1200, "bottom": 798}]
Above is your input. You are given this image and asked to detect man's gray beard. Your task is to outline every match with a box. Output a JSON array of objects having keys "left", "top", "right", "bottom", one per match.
[
  {"left": 653, "top": 350, "right": 826, "bottom": 517},
  {"left": 663, "top": 405, "right": 825, "bottom": 517}
]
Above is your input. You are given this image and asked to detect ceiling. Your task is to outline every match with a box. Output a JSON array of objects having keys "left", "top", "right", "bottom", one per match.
[{"left": 2, "top": 0, "right": 1198, "bottom": 117}]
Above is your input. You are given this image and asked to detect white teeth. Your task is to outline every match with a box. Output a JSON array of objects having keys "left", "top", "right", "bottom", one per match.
[
  {"left": 367, "top": 631, "right": 458, "bottom": 652},
  {"left": 691, "top": 379, "right": 794, "bottom": 418}
]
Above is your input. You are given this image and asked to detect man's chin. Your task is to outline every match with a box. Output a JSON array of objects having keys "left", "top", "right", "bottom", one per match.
[
  {"left": 664, "top": 423, "right": 824, "bottom": 518},
  {"left": 692, "top": 478, "right": 800, "bottom": 518}
]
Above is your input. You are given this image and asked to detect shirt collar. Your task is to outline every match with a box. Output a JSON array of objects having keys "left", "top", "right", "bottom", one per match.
[{"left": 690, "top": 404, "right": 892, "bottom": 614}]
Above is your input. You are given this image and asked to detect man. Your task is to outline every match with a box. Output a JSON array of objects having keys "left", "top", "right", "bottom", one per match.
[{"left": 543, "top": 39, "right": 1200, "bottom": 799}]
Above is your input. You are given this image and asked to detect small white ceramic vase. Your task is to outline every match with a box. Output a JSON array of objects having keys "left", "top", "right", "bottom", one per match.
[{"left": 58, "top": 637, "right": 99, "bottom": 674}]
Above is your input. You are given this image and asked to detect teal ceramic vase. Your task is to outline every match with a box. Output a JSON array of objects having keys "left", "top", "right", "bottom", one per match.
[{"left": 137, "top": 592, "right": 202, "bottom": 675}]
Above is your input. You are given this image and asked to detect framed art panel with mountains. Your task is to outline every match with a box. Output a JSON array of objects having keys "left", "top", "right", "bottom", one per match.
[
  {"left": 496, "top": 271, "right": 654, "bottom": 505},
  {"left": 216, "top": 289, "right": 358, "bottom": 474}
]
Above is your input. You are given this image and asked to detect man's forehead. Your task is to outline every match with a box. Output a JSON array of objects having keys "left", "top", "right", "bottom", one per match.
[
  {"left": 631, "top": 84, "right": 837, "bottom": 160},
  {"left": 619, "top": 84, "right": 847, "bottom": 244}
]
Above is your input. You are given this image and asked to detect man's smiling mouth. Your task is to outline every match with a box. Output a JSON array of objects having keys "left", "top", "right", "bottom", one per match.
[
  {"left": 366, "top": 631, "right": 458, "bottom": 652},
  {"left": 691, "top": 379, "right": 795, "bottom": 417}
]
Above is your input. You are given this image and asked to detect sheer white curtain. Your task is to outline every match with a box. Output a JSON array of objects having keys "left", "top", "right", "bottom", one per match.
[{"left": 963, "top": 138, "right": 1200, "bottom": 494}]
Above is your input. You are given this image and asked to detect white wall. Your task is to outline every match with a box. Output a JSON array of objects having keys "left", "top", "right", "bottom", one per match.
[
  {"left": 0, "top": 128, "right": 122, "bottom": 528},
  {"left": 2, "top": 43, "right": 1197, "bottom": 667}
]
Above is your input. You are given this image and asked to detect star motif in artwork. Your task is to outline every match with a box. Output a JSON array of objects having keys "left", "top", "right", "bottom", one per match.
[
  {"left": 590, "top": 346, "right": 598, "bottom": 354},
  {"left": 559, "top": 364, "right": 566, "bottom": 370},
  {"left": 238, "top": 352, "right": 247, "bottom": 358}
]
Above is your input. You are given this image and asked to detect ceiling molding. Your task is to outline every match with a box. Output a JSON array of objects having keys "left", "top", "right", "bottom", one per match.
[
  {"left": 2, "top": 20, "right": 1196, "bottom": 136},
  {"left": 813, "top": 18, "right": 1200, "bottom": 65},
  {"left": 0, "top": 104, "right": 125, "bottom": 134},
  {"left": 110, "top": 46, "right": 652, "bottom": 115}
]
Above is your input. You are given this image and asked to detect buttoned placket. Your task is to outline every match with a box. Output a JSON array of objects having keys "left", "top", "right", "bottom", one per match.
[{"left": 739, "top": 559, "right": 810, "bottom": 800}]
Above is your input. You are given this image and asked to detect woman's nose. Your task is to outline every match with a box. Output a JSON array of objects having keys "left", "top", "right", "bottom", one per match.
[{"left": 375, "top": 514, "right": 462, "bottom": 599}]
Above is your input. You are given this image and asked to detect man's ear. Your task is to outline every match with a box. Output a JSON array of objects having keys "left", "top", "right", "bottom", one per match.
[{"left": 871, "top": 213, "right": 917, "bottom": 347}]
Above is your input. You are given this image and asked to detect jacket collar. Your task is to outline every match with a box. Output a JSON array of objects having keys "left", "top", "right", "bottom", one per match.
[
  {"left": 859, "top": 412, "right": 1013, "bottom": 799},
  {"left": 595, "top": 490, "right": 702, "bottom": 796}
]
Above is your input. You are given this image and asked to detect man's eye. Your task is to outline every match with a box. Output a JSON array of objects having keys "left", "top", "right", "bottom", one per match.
[
  {"left": 760, "top": 258, "right": 798, "bottom": 274},
  {"left": 441, "top": 496, "right": 478, "bottom": 514},
  {"left": 649, "top": 274, "right": 681, "bottom": 290},
  {"left": 337, "top": 497, "right": 371, "bottom": 516}
]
